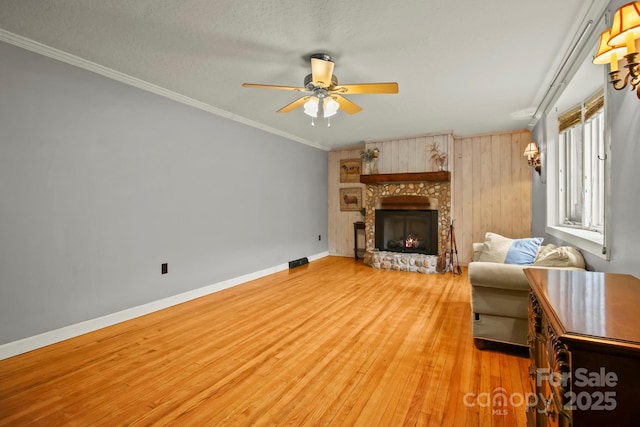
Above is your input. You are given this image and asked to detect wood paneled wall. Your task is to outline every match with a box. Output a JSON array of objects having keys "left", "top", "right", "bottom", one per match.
[
  {"left": 328, "top": 129, "right": 533, "bottom": 263},
  {"left": 328, "top": 148, "right": 365, "bottom": 257},
  {"left": 451, "top": 130, "right": 533, "bottom": 264},
  {"left": 365, "top": 132, "right": 454, "bottom": 173}
]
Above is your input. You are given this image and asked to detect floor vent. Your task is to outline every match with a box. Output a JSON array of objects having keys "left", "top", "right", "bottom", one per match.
[{"left": 289, "top": 257, "right": 309, "bottom": 269}]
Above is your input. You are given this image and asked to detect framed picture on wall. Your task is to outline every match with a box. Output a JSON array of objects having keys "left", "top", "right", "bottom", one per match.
[
  {"left": 339, "top": 187, "right": 362, "bottom": 212},
  {"left": 339, "top": 159, "right": 362, "bottom": 183}
]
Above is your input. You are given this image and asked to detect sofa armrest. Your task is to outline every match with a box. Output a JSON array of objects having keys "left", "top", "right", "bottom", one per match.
[
  {"left": 469, "top": 262, "right": 587, "bottom": 292},
  {"left": 468, "top": 262, "right": 530, "bottom": 292}
]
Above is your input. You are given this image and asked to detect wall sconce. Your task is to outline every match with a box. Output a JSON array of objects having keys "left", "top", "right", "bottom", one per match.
[
  {"left": 524, "top": 142, "right": 541, "bottom": 175},
  {"left": 593, "top": 2, "right": 640, "bottom": 99}
]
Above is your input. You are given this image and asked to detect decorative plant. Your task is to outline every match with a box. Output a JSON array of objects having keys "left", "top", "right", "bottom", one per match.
[
  {"left": 360, "top": 148, "right": 379, "bottom": 162},
  {"left": 429, "top": 142, "right": 447, "bottom": 170}
]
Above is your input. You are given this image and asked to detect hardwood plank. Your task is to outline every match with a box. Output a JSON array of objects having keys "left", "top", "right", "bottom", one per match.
[
  {"left": 499, "top": 133, "right": 513, "bottom": 238},
  {"left": 471, "top": 136, "right": 484, "bottom": 248},
  {"left": 389, "top": 139, "right": 400, "bottom": 173},
  {"left": 416, "top": 136, "right": 428, "bottom": 171},
  {"left": 490, "top": 134, "right": 502, "bottom": 236},
  {"left": 399, "top": 139, "right": 409, "bottom": 173},
  {"left": 452, "top": 136, "right": 462, "bottom": 248},
  {"left": 0, "top": 257, "right": 530, "bottom": 426},
  {"left": 460, "top": 137, "right": 475, "bottom": 264},
  {"left": 518, "top": 131, "right": 533, "bottom": 238},
  {"left": 479, "top": 135, "right": 493, "bottom": 237},
  {"left": 407, "top": 137, "right": 417, "bottom": 173},
  {"left": 510, "top": 132, "right": 526, "bottom": 238},
  {"left": 380, "top": 140, "right": 392, "bottom": 173}
]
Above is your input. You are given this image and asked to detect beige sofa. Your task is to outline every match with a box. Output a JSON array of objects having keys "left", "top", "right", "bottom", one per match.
[{"left": 468, "top": 233, "right": 586, "bottom": 349}]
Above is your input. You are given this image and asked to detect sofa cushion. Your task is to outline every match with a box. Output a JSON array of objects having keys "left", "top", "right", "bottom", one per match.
[
  {"left": 468, "top": 262, "right": 531, "bottom": 291},
  {"left": 476, "top": 232, "right": 543, "bottom": 265},
  {"left": 533, "top": 246, "right": 586, "bottom": 268}
]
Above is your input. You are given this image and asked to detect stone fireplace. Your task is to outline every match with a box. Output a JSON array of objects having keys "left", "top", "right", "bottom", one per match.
[{"left": 360, "top": 172, "right": 451, "bottom": 272}]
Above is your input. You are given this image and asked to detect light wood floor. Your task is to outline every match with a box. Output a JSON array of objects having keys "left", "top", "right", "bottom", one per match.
[{"left": 0, "top": 256, "right": 530, "bottom": 426}]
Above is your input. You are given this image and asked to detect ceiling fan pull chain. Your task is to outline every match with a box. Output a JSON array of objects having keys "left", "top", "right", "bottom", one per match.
[
  {"left": 327, "top": 117, "right": 331, "bottom": 127},
  {"left": 311, "top": 117, "right": 315, "bottom": 127}
]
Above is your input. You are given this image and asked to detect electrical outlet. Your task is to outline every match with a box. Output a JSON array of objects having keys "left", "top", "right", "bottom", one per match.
[{"left": 161, "top": 263, "right": 168, "bottom": 274}]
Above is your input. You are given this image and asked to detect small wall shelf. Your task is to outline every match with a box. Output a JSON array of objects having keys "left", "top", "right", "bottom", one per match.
[{"left": 359, "top": 171, "right": 450, "bottom": 184}]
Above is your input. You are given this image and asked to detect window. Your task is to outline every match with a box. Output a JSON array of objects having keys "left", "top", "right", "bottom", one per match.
[
  {"left": 546, "top": 86, "right": 608, "bottom": 258},
  {"left": 558, "top": 90, "right": 605, "bottom": 232},
  {"left": 540, "top": 8, "right": 610, "bottom": 259}
]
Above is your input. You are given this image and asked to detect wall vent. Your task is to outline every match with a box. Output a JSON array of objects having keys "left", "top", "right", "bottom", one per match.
[{"left": 289, "top": 257, "right": 309, "bottom": 269}]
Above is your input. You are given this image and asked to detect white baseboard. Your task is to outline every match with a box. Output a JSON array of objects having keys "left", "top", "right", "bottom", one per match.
[
  {"left": 0, "top": 252, "right": 329, "bottom": 360},
  {"left": 307, "top": 251, "right": 329, "bottom": 262}
]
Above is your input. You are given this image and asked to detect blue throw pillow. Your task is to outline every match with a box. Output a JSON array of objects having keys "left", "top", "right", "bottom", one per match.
[{"left": 504, "top": 237, "right": 543, "bottom": 265}]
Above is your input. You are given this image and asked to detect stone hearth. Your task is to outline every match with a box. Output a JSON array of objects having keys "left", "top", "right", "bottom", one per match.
[{"left": 365, "top": 251, "right": 439, "bottom": 273}]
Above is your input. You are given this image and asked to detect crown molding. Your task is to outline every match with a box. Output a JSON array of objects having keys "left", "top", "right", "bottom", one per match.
[
  {"left": 527, "top": 0, "right": 609, "bottom": 130},
  {"left": 0, "top": 29, "right": 329, "bottom": 151}
]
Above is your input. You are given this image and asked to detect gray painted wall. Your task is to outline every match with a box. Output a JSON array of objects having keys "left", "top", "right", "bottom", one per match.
[
  {"left": 0, "top": 41, "right": 328, "bottom": 344},
  {"left": 531, "top": 0, "right": 640, "bottom": 276}
]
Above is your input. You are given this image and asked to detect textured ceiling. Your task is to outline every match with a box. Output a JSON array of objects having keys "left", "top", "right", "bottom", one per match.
[{"left": 0, "top": 0, "right": 608, "bottom": 150}]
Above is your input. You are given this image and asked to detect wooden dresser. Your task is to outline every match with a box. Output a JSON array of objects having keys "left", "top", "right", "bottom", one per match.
[{"left": 524, "top": 269, "right": 640, "bottom": 426}]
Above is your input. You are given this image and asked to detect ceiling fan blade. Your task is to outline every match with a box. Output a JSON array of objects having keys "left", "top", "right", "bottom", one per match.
[
  {"left": 242, "top": 83, "right": 306, "bottom": 91},
  {"left": 331, "top": 82, "right": 399, "bottom": 95},
  {"left": 333, "top": 95, "right": 362, "bottom": 115},
  {"left": 277, "top": 96, "right": 310, "bottom": 113},
  {"left": 311, "top": 58, "right": 334, "bottom": 88}
]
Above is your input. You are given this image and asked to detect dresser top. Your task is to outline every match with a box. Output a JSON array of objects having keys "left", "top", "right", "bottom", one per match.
[{"left": 524, "top": 269, "right": 640, "bottom": 345}]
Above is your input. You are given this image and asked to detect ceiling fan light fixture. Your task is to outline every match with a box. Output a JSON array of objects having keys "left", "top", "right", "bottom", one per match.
[
  {"left": 303, "top": 97, "right": 319, "bottom": 117},
  {"left": 324, "top": 97, "right": 339, "bottom": 118}
]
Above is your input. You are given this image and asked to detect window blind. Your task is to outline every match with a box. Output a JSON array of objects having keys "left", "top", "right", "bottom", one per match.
[
  {"left": 559, "top": 88, "right": 604, "bottom": 132},
  {"left": 558, "top": 106, "right": 582, "bottom": 132},
  {"left": 584, "top": 89, "right": 604, "bottom": 122}
]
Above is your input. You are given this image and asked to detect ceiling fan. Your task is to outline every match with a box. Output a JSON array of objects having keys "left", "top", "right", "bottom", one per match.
[{"left": 242, "top": 53, "right": 398, "bottom": 126}]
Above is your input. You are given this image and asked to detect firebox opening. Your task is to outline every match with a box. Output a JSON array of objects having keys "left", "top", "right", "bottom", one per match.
[{"left": 374, "top": 209, "right": 438, "bottom": 255}]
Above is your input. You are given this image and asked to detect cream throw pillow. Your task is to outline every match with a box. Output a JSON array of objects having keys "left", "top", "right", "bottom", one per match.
[
  {"left": 533, "top": 246, "right": 586, "bottom": 268},
  {"left": 476, "top": 232, "right": 513, "bottom": 263},
  {"left": 534, "top": 244, "right": 557, "bottom": 262}
]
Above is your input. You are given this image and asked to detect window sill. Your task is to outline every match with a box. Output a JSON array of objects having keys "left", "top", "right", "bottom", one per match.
[{"left": 546, "top": 225, "right": 607, "bottom": 259}]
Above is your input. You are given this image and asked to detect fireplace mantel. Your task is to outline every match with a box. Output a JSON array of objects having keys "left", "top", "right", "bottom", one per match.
[{"left": 359, "top": 171, "right": 450, "bottom": 184}]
